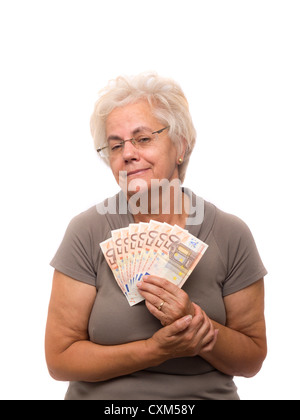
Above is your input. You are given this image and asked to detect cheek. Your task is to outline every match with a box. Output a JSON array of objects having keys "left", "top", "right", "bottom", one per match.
[
  {"left": 154, "top": 147, "right": 177, "bottom": 170},
  {"left": 110, "top": 160, "right": 122, "bottom": 184},
  {"left": 152, "top": 159, "right": 178, "bottom": 182}
]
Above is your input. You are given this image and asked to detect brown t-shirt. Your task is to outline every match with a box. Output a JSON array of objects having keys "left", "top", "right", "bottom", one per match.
[{"left": 50, "top": 189, "right": 267, "bottom": 400}]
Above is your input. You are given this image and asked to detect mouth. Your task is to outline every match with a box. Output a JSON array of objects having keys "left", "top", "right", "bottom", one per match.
[{"left": 126, "top": 168, "right": 151, "bottom": 177}]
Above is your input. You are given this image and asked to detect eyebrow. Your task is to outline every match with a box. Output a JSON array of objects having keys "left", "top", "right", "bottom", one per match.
[{"left": 107, "top": 126, "right": 152, "bottom": 142}]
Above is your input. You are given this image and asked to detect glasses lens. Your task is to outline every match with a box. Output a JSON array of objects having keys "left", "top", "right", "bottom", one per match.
[
  {"left": 135, "top": 132, "right": 154, "bottom": 147},
  {"left": 101, "top": 127, "right": 166, "bottom": 158},
  {"left": 99, "top": 148, "right": 109, "bottom": 158}
]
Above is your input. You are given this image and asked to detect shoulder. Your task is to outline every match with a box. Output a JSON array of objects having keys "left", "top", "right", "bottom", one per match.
[
  {"left": 199, "top": 198, "right": 267, "bottom": 295},
  {"left": 65, "top": 203, "right": 113, "bottom": 246},
  {"left": 203, "top": 200, "right": 258, "bottom": 263},
  {"left": 200, "top": 199, "right": 252, "bottom": 241},
  {"left": 213, "top": 205, "right": 252, "bottom": 238},
  {"left": 68, "top": 191, "right": 125, "bottom": 233},
  {"left": 184, "top": 189, "right": 252, "bottom": 243},
  {"left": 68, "top": 205, "right": 108, "bottom": 230},
  {"left": 65, "top": 191, "right": 132, "bottom": 243}
]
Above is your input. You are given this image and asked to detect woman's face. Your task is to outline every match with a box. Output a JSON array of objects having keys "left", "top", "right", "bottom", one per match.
[{"left": 106, "top": 100, "right": 180, "bottom": 195}]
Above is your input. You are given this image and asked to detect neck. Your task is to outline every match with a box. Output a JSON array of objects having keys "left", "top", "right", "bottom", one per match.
[
  {"left": 133, "top": 212, "right": 187, "bottom": 229},
  {"left": 130, "top": 186, "right": 190, "bottom": 229}
]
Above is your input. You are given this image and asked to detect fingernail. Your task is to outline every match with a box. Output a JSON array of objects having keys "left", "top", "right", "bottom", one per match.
[{"left": 184, "top": 315, "right": 193, "bottom": 323}]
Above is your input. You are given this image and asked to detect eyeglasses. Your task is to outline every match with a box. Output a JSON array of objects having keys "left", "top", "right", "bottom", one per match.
[{"left": 97, "top": 126, "right": 170, "bottom": 158}]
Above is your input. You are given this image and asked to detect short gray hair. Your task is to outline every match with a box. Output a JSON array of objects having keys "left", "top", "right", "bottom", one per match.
[{"left": 90, "top": 72, "right": 196, "bottom": 183}]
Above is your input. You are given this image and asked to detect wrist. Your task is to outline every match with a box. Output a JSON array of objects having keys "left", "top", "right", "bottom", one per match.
[{"left": 144, "top": 337, "right": 169, "bottom": 366}]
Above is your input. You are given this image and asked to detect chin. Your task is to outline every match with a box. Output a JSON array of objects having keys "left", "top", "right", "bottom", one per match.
[{"left": 127, "top": 178, "right": 151, "bottom": 195}]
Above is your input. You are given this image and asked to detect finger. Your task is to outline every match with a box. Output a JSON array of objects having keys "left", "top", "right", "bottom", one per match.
[
  {"left": 197, "top": 312, "right": 213, "bottom": 337},
  {"left": 191, "top": 304, "right": 205, "bottom": 325},
  {"left": 195, "top": 313, "right": 217, "bottom": 348},
  {"left": 145, "top": 300, "right": 166, "bottom": 323},
  {"left": 137, "top": 286, "right": 170, "bottom": 313},
  {"left": 192, "top": 302, "right": 204, "bottom": 317},
  {"left": 165, "top": 315, "right": 193, "bottom": 337},
  {"left": 187, "top": 308, "right": 211, "bottom": 343},
  {"left": 139, "top": 277, "right": 192, "bottom": 312},
  {"left": 200, "top": 324, "right": 215, "bottom": 347},
  {"left": 142, "top": 275, "right": 182, "bottom": 298},
  {"left": 138, "top": 281, "right": 178, "bottom": 314},
  {"left": 202, "top": 330, "right": 219, "bottom": 353},
  {"left": 137, "top": 279, "right": 170, "bottom": 302}
]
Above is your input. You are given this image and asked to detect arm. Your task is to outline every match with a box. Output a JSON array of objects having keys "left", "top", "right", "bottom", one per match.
[
  {"left": 45, "top": 270, "right": 206, "bottom": 382},
  {"left": 138, "top": 276, "right": 267, "bottom": 378},
  {"left": 200, "top": 279, "right": 267, "bottom": 378}
]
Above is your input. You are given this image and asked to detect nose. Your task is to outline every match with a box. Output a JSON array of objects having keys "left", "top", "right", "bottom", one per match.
[{"left": 122, "top": 140, "right": 140, "bottom": 162}]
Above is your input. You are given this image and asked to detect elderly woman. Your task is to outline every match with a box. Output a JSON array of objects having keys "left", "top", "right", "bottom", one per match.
[{"left": 45, "top": 73, "right": 267, "bottom": 400}]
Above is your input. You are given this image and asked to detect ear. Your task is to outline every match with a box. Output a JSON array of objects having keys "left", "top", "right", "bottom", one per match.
[{"left": 177, "top": 137, "right": 188, "bottom": 163}]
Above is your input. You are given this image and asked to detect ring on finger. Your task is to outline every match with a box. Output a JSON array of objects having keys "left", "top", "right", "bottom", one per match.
[{"left": 157, "top": 301, "right": 165, "bottom": 311}]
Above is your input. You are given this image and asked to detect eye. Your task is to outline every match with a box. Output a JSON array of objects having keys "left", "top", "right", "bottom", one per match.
[
  {"left": 136, "top": 136, "right": 152, "bottom": 144},
  {"left": 110, "top": 143, "right": 123, "bottom": 152}
]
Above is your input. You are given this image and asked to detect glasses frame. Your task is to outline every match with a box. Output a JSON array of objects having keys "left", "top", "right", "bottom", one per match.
[{"left": 97, "top": 126, "right": 170, "bottom": 158}]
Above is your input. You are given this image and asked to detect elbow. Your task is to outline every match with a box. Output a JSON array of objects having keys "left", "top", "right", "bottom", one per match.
[
  {"left": 239, "top": 347, "right": 268, "bottom": 379},
  {"left": 45, "top": 351, "right": 72, "bottom": 382},
  {"left": 45, "top": 351, "right": 106, "bottom": 383},
  {"left": 48, "top": 368, "right": 65, "bottom": 382},
  {"left": 46, "top": 359, "right": 69, "bottom": 382},
  {"left": 241, "top": 363, "right": 263, "bottom": 379}
]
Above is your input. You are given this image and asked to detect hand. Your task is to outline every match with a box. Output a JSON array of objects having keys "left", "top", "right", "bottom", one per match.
[
  {"left": 148, "top": 304, "right": 219, "bottom": 361},
  {"left": 137, "top": 275, "right": 195, "bottom": 326}
]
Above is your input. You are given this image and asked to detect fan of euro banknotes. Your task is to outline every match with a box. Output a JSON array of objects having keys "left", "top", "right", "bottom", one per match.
[{"left": 100, "top": 220, "right": 208, "bottom": 306}]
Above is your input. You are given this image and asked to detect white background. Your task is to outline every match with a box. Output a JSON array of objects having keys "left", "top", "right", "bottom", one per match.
[{"left": 0, "top": 0, "right": 299, "bottom": 400}]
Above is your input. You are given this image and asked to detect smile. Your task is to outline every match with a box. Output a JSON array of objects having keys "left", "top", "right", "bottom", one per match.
[{"left": 126, "top": 168, "right": 150, "bottom": 177}]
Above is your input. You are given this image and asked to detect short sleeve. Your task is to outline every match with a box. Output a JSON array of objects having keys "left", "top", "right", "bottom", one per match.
[
  {"left": 214, "top": 211, "right": 268, "bottom": 297},
  {"left": 50, "top": 213, "right": 97, "bottom": 287}
]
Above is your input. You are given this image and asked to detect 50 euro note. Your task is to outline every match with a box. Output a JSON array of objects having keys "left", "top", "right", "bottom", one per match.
[
  {"left": 111, "top": 228, "right": 128, "bottom": 284},
  {"left": 125, "top": 222, "right": 174, "bottom": 305},
  {"left": 100, "top": 234, "right": 145, "bottom": 306},
  {"left": 119, "top": 221, "right": 170, "bottom": 306},
  {"left": 100, "top": 222, "right": 208, "bottom": 307},
  {"left": 147, "top": 224, "right": 208, "bottom": 289},
  {"left": 127, "top": 223, "right": 208, "bottom": 305},
  {"left": 136, "top": 220, "right": 165, "bottom": 280},
  {"left": 99, "top": 237, "right": 126, "bottom": 295},
  {"left": 132, "top": 222, "right": 149, "bottom": 284},
  {"left": 128, "top": 223, "right": 139, "bottom": 284},
  {"left": 121, "top": 227, "right": 130, "bottom": 284}
]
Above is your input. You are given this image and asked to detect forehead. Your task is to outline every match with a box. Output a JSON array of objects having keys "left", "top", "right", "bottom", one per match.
[{"left": 106, "top": 101, "right": 159, "bottom": 135}]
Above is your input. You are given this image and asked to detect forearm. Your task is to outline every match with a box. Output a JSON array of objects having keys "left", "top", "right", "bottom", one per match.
[
  {"left": 47, "top": 338, "right": 163, "bottom": 383},
  {"left": 200, "top": 320, "right": 267, "bottom": 378}
]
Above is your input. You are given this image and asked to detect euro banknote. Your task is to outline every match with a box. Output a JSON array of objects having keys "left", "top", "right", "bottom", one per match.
[{"left": 100, "top": 221, "right": 208, "bottom": 306}]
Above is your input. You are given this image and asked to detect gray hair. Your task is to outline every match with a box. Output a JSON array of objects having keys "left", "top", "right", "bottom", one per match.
[{"left": 90, "top": 72, "right": 196, "bottom": 183}]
